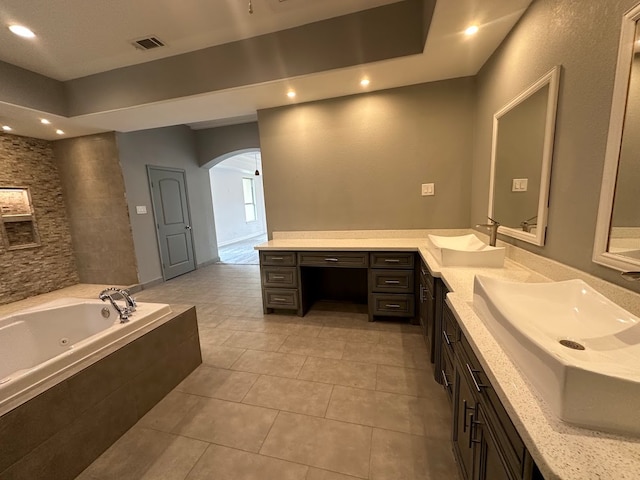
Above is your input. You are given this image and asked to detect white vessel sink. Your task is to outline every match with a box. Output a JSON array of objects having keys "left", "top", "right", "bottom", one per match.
[
  {"left": 427, "top": 234, "right": 505, "bottom": 267},
  {"left": 473, "top": 275, "right": 640, "bottom": 436}
]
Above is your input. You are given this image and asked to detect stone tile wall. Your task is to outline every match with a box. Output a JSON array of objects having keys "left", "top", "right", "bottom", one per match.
[
  {"left": 54, "top": 133, "right": 139, "bottom": 285},
  {"left": 0, "top": 133, "right": 79, "bottom": 304}
]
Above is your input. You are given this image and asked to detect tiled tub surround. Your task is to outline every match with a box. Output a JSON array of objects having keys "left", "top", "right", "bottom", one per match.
[
  {"left": 257, "top": 230, "right": 640, "bottom": 480},
  {"left": 0, "top": 285, "right": 201, "bottom": 480}
]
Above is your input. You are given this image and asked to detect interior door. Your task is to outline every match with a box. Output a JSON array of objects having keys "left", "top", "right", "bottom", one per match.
[{"left": 148, "top": 166, "right": 195, "bottom": 280}]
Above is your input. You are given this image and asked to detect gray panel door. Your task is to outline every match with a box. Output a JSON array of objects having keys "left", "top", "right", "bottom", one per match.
[{"left": 148, "top": 166, "right": 195, "bottom": 280}]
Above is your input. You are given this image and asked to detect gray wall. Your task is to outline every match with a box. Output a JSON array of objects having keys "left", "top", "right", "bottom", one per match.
[
  {"left": 54, "top": 133, "right": 138, "bottom": 285},
  {"left": 472, "top": 0, "right": 640, "bottom": 291},
  {"left": 116, "top": 126, "right": 219, "bottom": 285},
  {"left": 258, "top": 78, "right": 476, "bottom": 234},
  {"left": 0, "top": 60, "right": 66, "bottom": 115},
  {"left": 196, "top": 123, "right": 261, "bottom": 167},
  {"left": 0, "top": 133, "right": 78, "bottom": 304}
]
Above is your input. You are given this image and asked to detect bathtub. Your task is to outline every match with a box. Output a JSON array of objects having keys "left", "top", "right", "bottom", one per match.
[{"left": 0, "top": 297, "right": 171, "bottom": 414}]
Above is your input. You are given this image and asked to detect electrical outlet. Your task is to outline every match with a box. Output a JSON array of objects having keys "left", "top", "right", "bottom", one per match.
[{"left": 421, "top": 183, "right": 435, "bottom": 196}]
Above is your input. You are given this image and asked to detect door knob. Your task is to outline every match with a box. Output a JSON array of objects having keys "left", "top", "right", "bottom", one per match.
[{"left": 185, "top": 225, "right": 192, "bottom": 230}]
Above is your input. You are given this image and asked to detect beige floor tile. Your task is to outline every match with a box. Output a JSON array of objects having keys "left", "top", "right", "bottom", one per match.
[
  {"left": 297, "top": 357, "right": 377, "bottom": 390},
  {"left": 378, "top": 332, "right": 427, "bottom": 349},
  {"left": 187, "top": 444, "right": 308, "bottom": 480},
  {"left": 222, "top": 330, "right": 288, "bottom": 351},
  {"left": 279, "top": 335, "right": 346, "bottom": 359},
  {"left": 198, "top": 327, "right": 234, "bottom": 346},
  {"left": 305, "top": 468, "right": 362, "bottom": 480},
  {"left": 376, "top": 364, "right": 436, "bottom": 397},
  {"left": 242, "top": 375, "right": 333, "bottom": 416},
  {"left": 370, "top": 428, "right": 459, "bottom": 480},
  {"left": 260, "top": 412, "right": 371, "bottom": 479},
  {"left": 319, "top": 327, "right": 380, "bottom": 344},
  {"left": 176, "top": 364, "right": 259, "bottom": 401},
  {"left": 231, "top": 349, "right": 307, "bottom": 378},
  {"left": 217, "top": 318, "right": 267, "bottom": 332},
  {"left": 201, "top": 345, "right": 246, "bottom": 368},
  {"left": 288, "top": 323, "right": 323, "bottom": 338},
  {"left": 173, "top": 397, "right": 278, "bottom": 452},
  {"left": 342, "top": 342, "right": 429, "bottom": 369},
  {"left": 325, "top": 385, "right": 426, "bottom": 435},
  {"left": 138, "top": 391, "right": 202, "bottom": 433},
  {"left": 79, "top": 427, "right": 208, "bottom": 480}
]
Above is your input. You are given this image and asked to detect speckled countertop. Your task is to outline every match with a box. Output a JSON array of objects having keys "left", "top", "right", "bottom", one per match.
[{"left": 256, "top": 230, "right": 640, "bottom": 480}]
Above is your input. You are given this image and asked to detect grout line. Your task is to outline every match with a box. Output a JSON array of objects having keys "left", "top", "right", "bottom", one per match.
[
  {"left": 323, "top": 384, "right": 335, "bottom": 418},
  {"left": 181, "top": 440, "right": 212, "bottom": 480},
  {"left": 257, "top": 409, "right": 281, "bottom": 453}
]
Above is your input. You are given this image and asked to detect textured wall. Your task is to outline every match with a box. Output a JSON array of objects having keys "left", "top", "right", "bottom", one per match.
[
  {"left": 258, "top": 78, "right": 476, "bottom": 234},
  {"left": 472, "top": 0, "right": 640, "bottom": 293},
  {"left": 54, "top": 133, "right": 138, "bottom": 285},
  {"left": 116, "top": 126, "right": 219, "bottom": 286},
  {"left": 0, "top": 133, "right": 78, "bottom": 304}
]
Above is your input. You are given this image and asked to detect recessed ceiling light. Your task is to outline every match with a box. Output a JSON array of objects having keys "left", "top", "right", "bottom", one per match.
[
  {"left": 2, "top": 125, "right": 12, "bottom": 131},
  {"left": 40, "top": 119, "right": 50, "bottom": 125},
  {"left": 464, "top": 25, "right": 479, "bottom": 36},
  {"left": 9, "top": 25, "right": 35, "bottom": 38},
  {"left": 56, "top": 129, "right": 65, "bottom": 135},
  {"left": 360, "top": 78, "right": 370, "bottom": 87},
  {"left": 287, "top": 90, "right": 296, "bottom": 99}
]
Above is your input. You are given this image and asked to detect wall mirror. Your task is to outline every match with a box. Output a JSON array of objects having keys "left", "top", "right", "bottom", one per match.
[
  {"left": 0, "top": 186, "right": 40, "bottom": 250},
  {"left": 594, "top": 3, "right": 640, "bottom": 271},
  {"left": 488, "top": 66, "right": 561, "bottom": 246}
]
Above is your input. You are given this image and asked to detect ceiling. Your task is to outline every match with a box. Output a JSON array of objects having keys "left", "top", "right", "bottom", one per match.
[{"left": 0, "top": 0, "right": 533, "bottom": 140}]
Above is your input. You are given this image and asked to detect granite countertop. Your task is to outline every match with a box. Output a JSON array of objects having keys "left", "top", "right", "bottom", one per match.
[{"left": 254, "top": 231, "right": 640, "bottom": 480}]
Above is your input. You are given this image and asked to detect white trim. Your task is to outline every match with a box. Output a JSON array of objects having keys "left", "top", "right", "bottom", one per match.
[
  {"left": 593, "top": 3, "right": 640, "bottom": 272},
  {"left": 488, "top": 65, "right": 561, "bottom": 246}
]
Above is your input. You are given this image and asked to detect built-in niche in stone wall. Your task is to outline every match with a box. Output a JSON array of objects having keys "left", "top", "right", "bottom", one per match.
[
  {"left": 0, "top": 187, "right": 41, "bottom": 249},
  {"left": 0, "top": 133, "right": 79, "bottom": 304}
]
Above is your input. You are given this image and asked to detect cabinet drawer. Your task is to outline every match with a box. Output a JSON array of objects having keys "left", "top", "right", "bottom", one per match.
[
  {"left": 441, "top": 346, "right": 454, "bottom": 402},
  {"left": 263, "top": 288, "right": 299, "bottom": 310},
  {"left": 262, "top": 267, "right": 298, "bottom": 288},
  {"left": 419, "top": 261, "right": 434, "bottom": 295},
  {"left": 260, "top": 251, "right": 297, "bottom": 266},
  {"left": 370, "top": 252, "right": 415, "bottom": 269},
  {"left": 371, "top": 294, "right": 415, "bottom": 317},
  {"left": 370, "top": 269, "right": 414, "bottom": 293},
  {"left": 298, "top": 251, "right": 368, "bottom": 268},
  {"left": 442, "top": 304, "right": 458, "bottom": 358},
  {"left": 458, "top": 333, "right": 526, "bottom": 478}
]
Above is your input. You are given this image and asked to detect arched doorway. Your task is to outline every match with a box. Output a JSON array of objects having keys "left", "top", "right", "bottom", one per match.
[{"left": 209, "top": 150, "right": 266, "bottom": 264}]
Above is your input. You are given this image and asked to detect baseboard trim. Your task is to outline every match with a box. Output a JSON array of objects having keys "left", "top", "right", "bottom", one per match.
[{"left": 197, "top": 258, "right": 220, "bottom": 269}]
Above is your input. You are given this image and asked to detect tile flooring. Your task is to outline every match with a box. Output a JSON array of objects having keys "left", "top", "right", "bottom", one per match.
[{"left": 77, "top": 264, "right": 459, "bottom": 480}]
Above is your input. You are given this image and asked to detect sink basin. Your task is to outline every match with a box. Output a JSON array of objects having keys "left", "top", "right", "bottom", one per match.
[
  {"left": 427, "top": 234, "right": 505, "bottom": 267},
  {"left": 473, "top": 275, "right": 640, "bottom": 436}
]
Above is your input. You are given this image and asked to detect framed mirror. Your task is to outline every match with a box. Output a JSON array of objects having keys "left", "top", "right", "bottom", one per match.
[
  {"left": 488, "top": 66, "right": 561, "bottom": 246},
  {"left": 594, "top": 3, "right": 640, "bottom": 271}
]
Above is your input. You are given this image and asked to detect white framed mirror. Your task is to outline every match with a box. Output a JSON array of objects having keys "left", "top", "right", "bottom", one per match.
[
  {"left": 488, "top": 66, "right": 561, "bottom": 246},
  {"left": 594, "top": 3, "right": 640, "bottom": 271}
]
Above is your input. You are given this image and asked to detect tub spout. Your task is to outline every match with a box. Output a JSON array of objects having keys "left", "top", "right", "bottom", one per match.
[{"left": 99, "top": 288, "right": 135, "bottom": 323}]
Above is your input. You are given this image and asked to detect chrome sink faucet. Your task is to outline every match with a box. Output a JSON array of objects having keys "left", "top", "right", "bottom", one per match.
[
  {"left": 621, "top": 272, "right": 640, "bottom": 281},
  {"left": 99, "top": 287, "right": 136, "bottom": 323},
  {"left": 476, "top": 217, "right": 500, "bottom": 247}
]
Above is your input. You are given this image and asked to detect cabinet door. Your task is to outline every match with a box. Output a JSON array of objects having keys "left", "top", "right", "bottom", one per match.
[
  {"left": 453, "top": 364, "right": 477, "bottom": 480},
  {"left": 475, "top": 406, "right": 513, "bottom": 480}
]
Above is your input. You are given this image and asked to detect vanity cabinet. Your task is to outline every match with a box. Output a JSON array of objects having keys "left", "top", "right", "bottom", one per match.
[
  {"left": 433, "top": 277, "right": 450, "bottom": 384},
  {"left": 368, "top": 252, "right": 416, "bottom": 322},
  {"left": 448, "top": 301, "right": 539, "bottom": 480},
  {"left": 418, "top": 260, "right": 435, "bottom": 357},
  {"left": 260, "top": 251, "right": 303, "bottom": 315}
]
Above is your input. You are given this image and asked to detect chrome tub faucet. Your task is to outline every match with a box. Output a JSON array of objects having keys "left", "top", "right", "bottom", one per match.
[
  {"left": 621, "top": 272, "right": 640, "bottom": 281},
  {"left": 99, "top": 287, "right": 136, "bottom": 323}
]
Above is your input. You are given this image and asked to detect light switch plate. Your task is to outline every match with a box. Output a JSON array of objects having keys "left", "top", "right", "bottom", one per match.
[
  {"left": 512, "top": 178, "right": 528, "bottom": 192},
  {"left": 421, "top": 183, "right": 435, "bottom": 196},
  {"left": 136, "top": 205, "right": 147, "bottom": 214}
]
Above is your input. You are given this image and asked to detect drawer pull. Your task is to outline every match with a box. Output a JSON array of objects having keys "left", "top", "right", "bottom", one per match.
[
  {"left": 324, "top": 257, "right": 339, "bottom": 262},
  {"left": 442, "top": 329, "right": 452, "bottom": 346},
  {"left": 272, "top": 297, "right": 288, "bottom": 302},
  {"left": 384, "top": 258, "right": 401, "bottom": 263},
  {"left": 441, "top": 369, "right": 450, "bottom": 389},
  {"left": 271, "top": 257, "right": 284, "bottom": 260},
  {"left": 271, "top": 275, "right": 285, "bottom": 279},
  {"left": 469, "top": 415, "right": 482, "bottom": 448},
  {"left": 385, "top": 304, "right": 401, "bottom": 309},
  {"left": 384, "top": 280, "right": 401, "bottom": 284},
  {"left": 466, "top": 363, "right": 488, "bottom": 392},
  {"left": 421, "top": 268, "right": 427, "bottom": 276}
]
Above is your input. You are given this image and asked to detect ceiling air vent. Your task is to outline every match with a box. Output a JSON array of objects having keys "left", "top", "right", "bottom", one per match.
[{"left": 131, "top": 36, "right": 165, "bottom": 51}]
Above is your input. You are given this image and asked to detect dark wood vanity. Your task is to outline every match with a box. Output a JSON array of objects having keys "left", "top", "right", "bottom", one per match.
[{"left": 260, "top": 250, "right": 418, "bottom": 322}]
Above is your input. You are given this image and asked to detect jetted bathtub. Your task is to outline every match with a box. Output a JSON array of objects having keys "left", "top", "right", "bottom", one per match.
[{"left": 0, "top": 297, "right": 171, "bottom": 413}]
